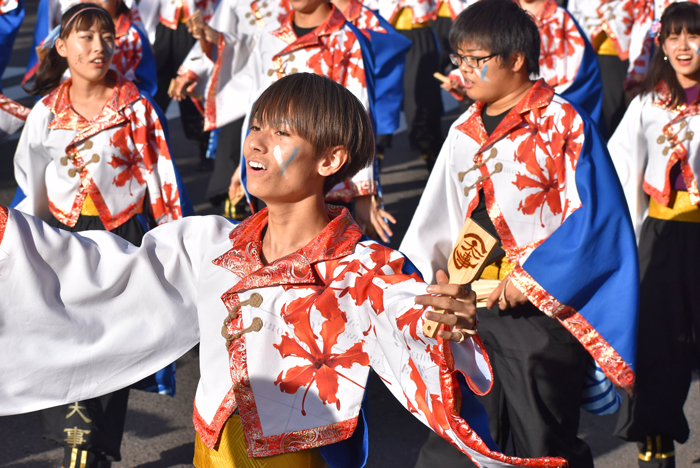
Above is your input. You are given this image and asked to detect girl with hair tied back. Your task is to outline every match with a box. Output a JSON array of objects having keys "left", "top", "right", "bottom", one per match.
[
  {"left": 14, "top": 3, "right": 188, "bottom": 466},
  {"left": 610, "top": 2, "right": 700, "bottom": 466}
]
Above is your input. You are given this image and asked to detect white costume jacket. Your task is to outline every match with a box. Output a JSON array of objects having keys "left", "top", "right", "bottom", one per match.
[
  {"left": 176, "top": 0, "right": 291, "bottom": 113},
  {"left": 533, "top": 0, "right": 592, "bottom": 94},
  {"left": 0, "top": 93, "right": 29, "bottom": 143},
  {"left": 14, "top": 72, "right": 184, "bottom": 230},
  {"left": 568, "top": 0, "right": 654, "bottom": 82},
  {"left": 608, "top": 82, "right": 700, "bottom": 235},
  {"left": 400, "top": 80, "right": 639, "bottom": 397},
  {"left": 0, "top": 205, "right": 570, "bottom": 467}
]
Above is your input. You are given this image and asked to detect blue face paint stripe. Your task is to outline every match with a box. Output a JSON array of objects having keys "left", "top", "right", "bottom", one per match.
[
  {"left": 278, "top": 146, "right": 299, "bottom": 175},
  {"left": 480, "top": 64, "right": 488, "bottom": 81}
]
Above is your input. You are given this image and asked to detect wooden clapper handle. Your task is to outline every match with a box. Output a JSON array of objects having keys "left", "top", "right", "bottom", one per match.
[
  {"left": 433, "top": 72, "right": 450, "bottom": 84},
  {"left": 422, "top": 218, "right": 499, "bottom": 338}
]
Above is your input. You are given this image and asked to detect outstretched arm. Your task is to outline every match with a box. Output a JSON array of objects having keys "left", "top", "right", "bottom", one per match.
[{"left": 0, "top": 207, "right": 232, "bottom": 415}]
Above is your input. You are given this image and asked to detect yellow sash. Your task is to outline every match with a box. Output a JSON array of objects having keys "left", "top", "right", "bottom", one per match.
[
  {"left": 193, "top": 415, "right": 328, "bottom": 468},
  {"left": 437, "top": 2, "right": 451, "bottom": 18},
  {"left": 80, "top": 194, "right": 143, "bottom": 216},
  {"left": 392, "top": 8, "right": 428, "bottom": 30},
  {"left": 649, "top": 190, "right": 700, "bottom": 222},
  {"left": 593, "top": 32, "right": 618, "bottom": 56},
  {"left": 480, "top": 255, "right": 516, "bottom": 281}
]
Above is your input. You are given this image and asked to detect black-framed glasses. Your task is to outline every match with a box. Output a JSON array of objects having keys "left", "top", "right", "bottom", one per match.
[{"left": 449, "top": 53, "right": 498, "bottom": 69}]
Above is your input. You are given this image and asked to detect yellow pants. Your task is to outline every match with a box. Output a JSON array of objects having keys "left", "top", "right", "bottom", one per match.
[{"left": 193, "top": 415, "right": 328, "bottom": 468}]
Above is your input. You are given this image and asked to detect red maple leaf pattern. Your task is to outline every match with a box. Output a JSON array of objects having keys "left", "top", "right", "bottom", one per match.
[
  {"left": 111, "top": 27, "right": 142, "bottom": 82},
  {"left": 109, "top": 124, "right": 147, "bottom": 195},
  {"left": 538, "top": 11, "right": 585, "bottom": 88},
  {"left": 340, "top": 243, "right": 419, "bottom": 315},
  {"left": 406, "top": 359, "right": 450, "bottom": 437},
  {"left": 151, "top": 182, "right": 182, "bottom": 221},
  {"left": 513, "top": 153, "right": 564, "bottom": 227},
  {"left": 306, "top": 30, "right": 366, "bottom": 88},
  {"left": 274, "top": 260, "right": 370, "bottom": 416},
  {"left": 507, "top": 102, "right": 585, "bottom": 227},
  {"left": 396, "top": 307, "right": 426, "bottom": 347}
]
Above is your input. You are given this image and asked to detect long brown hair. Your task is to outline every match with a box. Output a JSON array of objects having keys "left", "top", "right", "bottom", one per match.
[
  {"left": 643, "top": 2, "right": 700, "bottom": 108},
  {"left": 24, "top": 4, "right": 115, "bottom": 96}
]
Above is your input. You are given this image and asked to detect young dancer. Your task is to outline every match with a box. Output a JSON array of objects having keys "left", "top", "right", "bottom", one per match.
[
  {"left": 16, "top": 5, "right": 189, "bottom": 466},
  {"left": 401, "top": 1, "right": 639, "bottom": 466},
  {"left": 444, "top": 0, "right": 604, "bottom": 126},
  {"left": 24, "top": 0, "right": 157, "bottom": 97},
  {"left": 609, "top": 3, "right": 700, "bottom": 466},
  {"left": 1, "top": 73, "right": 568, "bottom": 468}
]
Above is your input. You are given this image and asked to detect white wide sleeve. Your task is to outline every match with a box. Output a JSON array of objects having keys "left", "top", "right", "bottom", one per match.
[
  {"left": 0, "top": 208, "right": 228, "bottom": 415},
  {"left": 0, "top": 94, "right": 28, "bottom": 143},
  {"left": 365, "top": 252, "right": 565, "bottom": 467},
  {"left": 137, "top": 0, "right": 161, "bottom": 44},
  {"left": 13, "top": 105, "right": 53, "bottom": 221},
  {"left": 607, "top": 95, "right": 649, "bottom": 239},
  {"left": 399, "top": 120, "right": 469, "bottom": 283},
  {"left": 177, "top": 0, "right": 238, "bottom": 88},
  {"left": 201, "top": 29, "right": 259, "bottom": 130}
]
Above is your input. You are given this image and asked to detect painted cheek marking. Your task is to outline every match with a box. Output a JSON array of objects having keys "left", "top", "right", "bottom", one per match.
[
  {"left": 480, "top": 64, "right": 488, "bottom": 82},
  {"left": 278, "top": 147, "right": 299, "bottom": 175},
  {"left": 273, "top": 145, "right": 284, "bottom": 168}
]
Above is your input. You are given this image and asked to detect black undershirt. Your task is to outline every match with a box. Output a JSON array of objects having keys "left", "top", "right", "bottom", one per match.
[
  {"left": 469, "top": 106, "right": 513, "bottom": 245},
  {"left": 292, "top": 23, "right": 316, "bottom": 38},
  {"left": 481, "top": 106, "right": 511, "bottom": 136}
]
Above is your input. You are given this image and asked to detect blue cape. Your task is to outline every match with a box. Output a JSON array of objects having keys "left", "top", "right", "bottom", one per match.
[{"left": 522, "top": 110, "right": 638, "bottom": 387}]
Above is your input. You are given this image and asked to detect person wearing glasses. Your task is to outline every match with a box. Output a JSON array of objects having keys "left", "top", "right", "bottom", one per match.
[
  {"left": 442, "top": 0, "right": 604, "bottom": 127},
  {"left": 401, "top": 0, "right": 639, "bottom": 467}
]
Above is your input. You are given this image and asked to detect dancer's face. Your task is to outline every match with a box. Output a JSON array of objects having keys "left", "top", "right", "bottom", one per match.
[
  {"left": 454, "top": 43, "right": 523, "bottom": 104},
  {"left": 662, "top": 28, "right": 700, "bottom": 87},
  {"left": 244, "top": 119, "right": 347, "bottom": 203},
  {"left": 56, "top": 20, "right": 115, "bottom": 84}
]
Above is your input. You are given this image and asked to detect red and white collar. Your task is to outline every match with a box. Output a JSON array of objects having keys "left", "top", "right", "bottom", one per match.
[{"left": 213, "top": 205, "right": 363, "bottom": 292}]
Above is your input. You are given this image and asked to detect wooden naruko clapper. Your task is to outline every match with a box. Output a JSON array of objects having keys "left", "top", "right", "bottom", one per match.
[{"left": 422, "top": 218, "right": 499, "bottom": 338}]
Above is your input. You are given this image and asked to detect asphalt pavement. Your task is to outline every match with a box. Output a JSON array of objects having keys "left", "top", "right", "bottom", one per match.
[{"left": 2, "top": 3, "right": 700, "bottom": 467}]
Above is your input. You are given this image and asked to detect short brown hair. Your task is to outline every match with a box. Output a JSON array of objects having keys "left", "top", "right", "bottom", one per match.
[{"left": 251, "top": 73, "right": 375, "bottom": 193}]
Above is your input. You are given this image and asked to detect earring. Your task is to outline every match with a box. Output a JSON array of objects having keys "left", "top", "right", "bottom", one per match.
[{"left": 664, "top": 55, "right": 668, "bottom": 61}]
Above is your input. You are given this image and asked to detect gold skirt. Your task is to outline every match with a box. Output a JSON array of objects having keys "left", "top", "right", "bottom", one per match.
[{"left": 193, "top": 415, "right": 328, "bottom": 468}]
